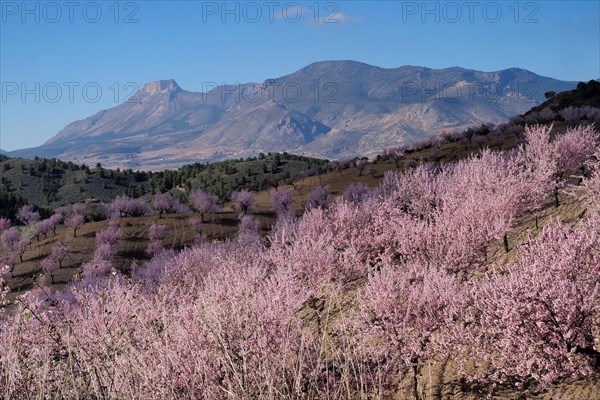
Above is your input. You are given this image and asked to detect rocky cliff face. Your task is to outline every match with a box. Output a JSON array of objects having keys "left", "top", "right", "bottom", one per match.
[
  {"left": 143, "top": 79, "right": 180, "bottom": 95},
  {"left": 11, "top": 61, "right": 577, "bottom": 169}
]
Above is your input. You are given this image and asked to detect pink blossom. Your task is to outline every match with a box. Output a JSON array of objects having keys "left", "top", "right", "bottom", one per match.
[
  {"left": 149, "top": 223, "right": 168, "bottom": 242},
  {"left": 14, "top": 240, "right": 28, "bottom": 263},
  {"left": 0, "top": 124, "right": 597, "bottom": 398},
  {"left": 560, "top": 106, "right": 583, "bottom": 122},
  {"left": 95, "top": 222, "right": 123, "bottom": 246},
  {"left": 0, "top": 218, "right": 11, "bottom": 231},
  {"left": 35, "top": 219, "right": 54, "bottom": 239},
  {"left": 1, "top": 264, "right": 12, "bottom": 283},
  {"left": 231, "top": 190, "right": 255, "bottom": 215},
  {"left": 1, "top": 227, "right": 20, "bottom": 246},
  {"left": 55, "top": 204, "right": 87, "bottom": 218},
  {"left": 343, "top": 183, "right": 371, "bottom": 204},
  {"left": 110, "top": 195, "right": 151, "bottom": 218},
  {"left": 93, "top": 243, "right": 117, "bottom": 262},
  {"left": 189, "top": 189, "right": 221, "bottom": 221},
  {"left": 147, "top": 223, "right": 168, "bottom": 256},
  {"left": 553, "top": 125, "right": 598, "bottom": 177},
  {"left": 65, "top": 214, "right": 85, "bottom": 237},
  {"left": 236, "top": 215, "right": 262, "bottom": 245},
  {"left": 82, "top": 259, "right": 113, "bottom": 280},
  {"left": 40, "top": 258, "right": 59, "bottom": 284},
  {"left": 356, "top": 263, "right": 461, "bottom": 397},
  {"left": 51, "top": 242, "right": 70, "bottom": 268},
  {"left": 449, "top": 218, "right": 600, "bottom": 387},
  {"left": 17, "top": 205, "right": 40, "bottom": 225},
  {"left": 153, "top": 192, "right": 188, "bottom": 217},
  {"left": 145, "top": 240, "right": 165, "bottom": 257},
  {"left": 306, "top": 185, "right": 332, "bottom": 209},
  {"left": 271, "top": 189, "right": 294, "bottom": 214}
]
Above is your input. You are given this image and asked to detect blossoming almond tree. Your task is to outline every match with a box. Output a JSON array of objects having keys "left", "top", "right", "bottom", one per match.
[
  {"left": 231, "top": 189, "right": 255, "bottom": 216},
  {"left": 271, "top": 189, "right": 294, "bottom": 215},
  {"left": 147, "top": 223, "right": 168, "bottom": 256},
  {"left": 51, "top": 241, "right": 71, "bottom": 268},
  {"left": 306, "top": 185, "right": 332, "bottom": 210},
  {"left": 66, "top": 214, "right": 85, "bottom": 237},
  {"left": 110, "top": 196, "right": 151, "bottom": 218},
  {"left": 0, "top": 218, "right": 12, "bottom": 231},
  {"left": 153, "top": 192, "right": 188, "bottom": 218},
  {"left": 356, "top": 263, "right": 462, "bottom": 400},
  {"left": 40, "top": 257, "right": 59, "bottom": 284},
  {"left": 189, "top": 189, "right": 221, "bottom": 222},
  {"left": 17, "top": 205, "right": 40, "bottom": 225},
  {"left": 450, "top": 218, "right": 600, "bottom": 388},
  {"left": 95, "top": 222, "right": 123, "bottom": 246}
]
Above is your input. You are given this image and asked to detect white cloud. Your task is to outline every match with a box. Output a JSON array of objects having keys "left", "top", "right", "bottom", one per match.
[{"left": 303, "top": 9, "right": 364, "bottom": 25}]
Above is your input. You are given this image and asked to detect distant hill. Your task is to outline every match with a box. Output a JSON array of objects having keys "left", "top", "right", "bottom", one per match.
[
  {"left": 9, "top": 61, "right": 577, "bottom": 169},
  {"left": 525, "top": 79, "right": 600, "bottom": 115},
  {"left": 0, "top": 153, "right": 328, "bottom": 212}
]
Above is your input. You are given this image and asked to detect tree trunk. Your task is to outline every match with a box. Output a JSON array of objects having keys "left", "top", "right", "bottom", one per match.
[
  {"left": 412, "top": 364, "right": 420, "bottom": 400},
  {"left": 575, "top": 346, "right": 600, "bottom": 369},
  {"left": 503, "top": 234, "right": 509, "bottom": 253}
]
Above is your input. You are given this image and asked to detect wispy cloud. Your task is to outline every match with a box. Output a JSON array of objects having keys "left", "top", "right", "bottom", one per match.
[
  {"left": 267, "top": 4, "right": 364, "bottom": 25},
  {"left": 334, "top": 12, "right": 364, "bottom": 24},
  {"left": 304, "top": 10, "right": 364, "bottom": 25}
]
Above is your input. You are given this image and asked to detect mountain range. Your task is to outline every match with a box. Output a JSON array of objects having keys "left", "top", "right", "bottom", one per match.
[{"left": 9, "top": 61, "right": 578, "bottom": 170}]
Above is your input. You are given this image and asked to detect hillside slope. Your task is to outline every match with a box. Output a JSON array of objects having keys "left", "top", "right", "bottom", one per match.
[
  {"left": 0, "top": 153, "right": 327, "bottom": 210},
  {"left": 1, "top": 123, "right": 599, "bottom": 400}
]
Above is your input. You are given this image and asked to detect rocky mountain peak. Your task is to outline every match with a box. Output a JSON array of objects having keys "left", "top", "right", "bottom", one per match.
[{"left": 143, "top": 79, "right": 180, "bottom": 95}]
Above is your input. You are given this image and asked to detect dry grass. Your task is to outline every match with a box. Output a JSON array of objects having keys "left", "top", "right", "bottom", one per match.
[{"left": 4, "top": 210, "right": 273, "bottom": 299}]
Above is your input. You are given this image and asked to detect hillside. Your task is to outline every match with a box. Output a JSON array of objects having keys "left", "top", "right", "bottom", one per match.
[
  {"left": 526, "top": 79, "right": 600, "bottom": 114},
  {"left": 3, "top": 118, "right": 597, "bottom": 295},
  {"left": 8, "top": 61, "right": 577, "bottom": 169},
  {"left": 1, "top": 121, "right": 599, "bottom": 399},
  {"left": 0, "top": 153, "right": 328, "bottom": 213}
]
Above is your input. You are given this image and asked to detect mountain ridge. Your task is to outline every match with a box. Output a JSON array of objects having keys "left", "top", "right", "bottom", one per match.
[{"left": 10, "top": 61, "right": 578, "bottom": 170}]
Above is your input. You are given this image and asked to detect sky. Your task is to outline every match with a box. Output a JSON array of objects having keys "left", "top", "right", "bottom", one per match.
[{"left": 1, "top": 0, "right": 599, "bottom": 151}]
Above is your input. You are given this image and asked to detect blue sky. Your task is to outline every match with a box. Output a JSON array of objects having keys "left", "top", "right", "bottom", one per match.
[{"left": 1, "top": 0, "right": 599, "bottom": 151}]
